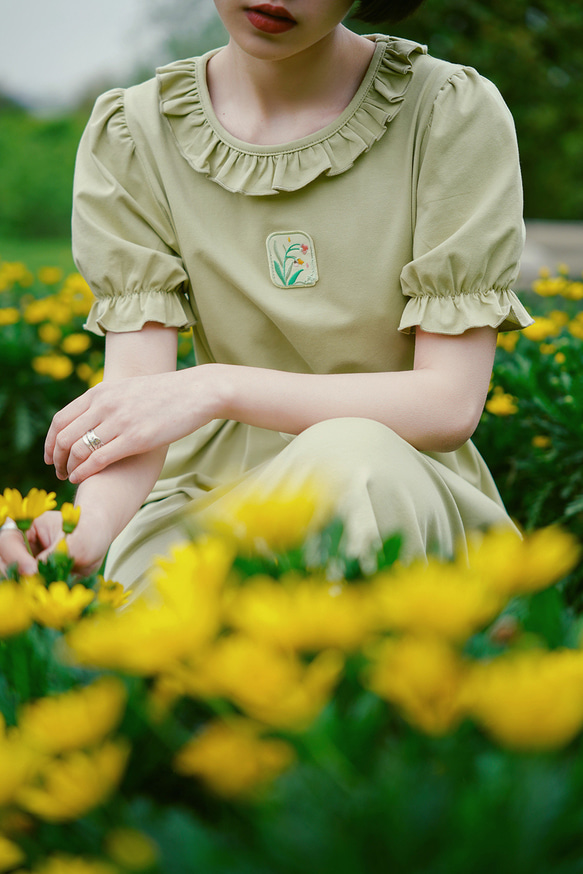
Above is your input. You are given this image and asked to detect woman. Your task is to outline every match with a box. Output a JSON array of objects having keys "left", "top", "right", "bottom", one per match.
[{"left": 0, "top": 0, "right": 533, "bottom": 589}]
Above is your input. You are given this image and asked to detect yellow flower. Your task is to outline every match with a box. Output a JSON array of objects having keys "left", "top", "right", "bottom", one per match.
[
  {"left": 88, "top": 368, "right": 104, "bottom": 388},
  {"left": 531, "top": 269, "right": 574, "bottom": 298},
  {"left": 485, "top": 386, "right": 518, "bottom": 416},
  {"left": 17, "top": 740, "right": 130, "bottom": 822},
  {"left": 0, "top": 487, "right": 57, "bottom": 530},
  {"left": 168, "top": 635, "right": 343, "bottom": 729},
  {"left": 18, "top": 677, "right": 127, "bottom": 755},
  {"left": 38, "top": 266, "right": 64, "bottom": 286},
  {"left": 0, "top": 836, "right": 25, "bottom": 872},
  {"left": 29, "top": 854, "right": 119, "bottom": 874},
  {"left": 32, "top": 353, "right": 74, "bottom": 381},
  {"left": 61, "top": 333, "right": 92, "bottom": 355},
  {"left": 151, "top": 536, "right": 234, "bottom": 607},
  {"left": 226, "top": 572, "right": 378, "bottom": 652},
  {"left": 522, "top": 317, "right": 561, "bottom": 342},
  {"left": 564, "top": 280, "right": 583, "bottom": 301},
  {"left": 0, "top": 581, "right": 33, "bottom": 637},
  {"left": 104, "top": 828, "right": 159, "bottom": 871},
  {"left": 58, "top": 274, "right": 94, "bottom": 318},
  {"left": 38, "top": 323, "right": 63, "bottom": 345},
  {"left": 539, "top": 342, "right": 556, "bottom": 355},
  {"left": 76, "top": 363, "right": 94, "bottom": 383},
  {"left": 95, "top": 577, "right": 132, "bottom": 609},
  {"left": 65, "top": 597, "right": 215, "bottom": 674},
  {"left": 0, "top": 261, "right": 33, "bottom": 289},
  {"left": 60, "top": 502, "right": 81, "bottom": 534},
  {"left": 29, "top": 582, "right": 95, "bottom": 630},
  {"left": 555, "top": 351, "right": 566, "bottom": 365},
  {"left": 548, "top": 309, "right": 570, "bottom": 329},
  {"left": 173, "top": 717, "right": 295, "bottom": 798},
  {"left": 568, "top": 314, "right": 583, "bottom": 340},
  {"left": 370, "top": 559, "right": 502, "bottom": 642},
  {"left": 463, "top": 649, "right": 583, "bottom": 750},
  {"left": 532, "top": 435, "right": 551, "bottom": 449},
  {"left": 364, "top": 635, "right": 467, "bottom": 735},
  {"left": 206, "top": 481, "right": 328, "bottom": 554},
  {"left": 0, "top": 714, "right": 40, "bottom": 806},
  {"left": 466, "top": 526, "right": 581, "bottom": 597},
  {"left": 496, "top": 332, "right": 519, "bottom": 353},
  {"left": 0, "top": 307, "right": 20, "bottom": 326}
]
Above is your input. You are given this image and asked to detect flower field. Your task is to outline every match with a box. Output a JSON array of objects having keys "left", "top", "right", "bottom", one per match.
[{"left": 1, "top": 258, "right": 583, "bottom": 872}]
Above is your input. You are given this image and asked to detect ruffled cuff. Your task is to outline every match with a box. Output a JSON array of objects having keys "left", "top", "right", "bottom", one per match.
[
  {"left": 84, "top": 289, "right": 197, "bottom": 336},
  {"left": 398, "top": 287, "right": 534, "bottom": 335}
]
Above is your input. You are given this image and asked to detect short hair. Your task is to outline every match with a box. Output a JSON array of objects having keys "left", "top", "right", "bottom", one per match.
[{"left": 352, "top": 1, "right": 427, "bottom": 25}]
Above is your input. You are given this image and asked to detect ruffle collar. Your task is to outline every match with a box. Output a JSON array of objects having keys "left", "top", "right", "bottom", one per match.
[{"left": 157, "top": 36, "right": 426, "bottom": 196}]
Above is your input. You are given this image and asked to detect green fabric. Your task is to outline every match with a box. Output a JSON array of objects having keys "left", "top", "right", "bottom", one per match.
[{"left": 71, "top": 35, "right": 534, "bottom": 588}]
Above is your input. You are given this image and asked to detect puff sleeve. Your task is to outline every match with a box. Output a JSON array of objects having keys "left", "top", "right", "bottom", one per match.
[
  {"left": 398, "top": 68, "right": 533, "bottom": 335},
  {"left": 73, "top": 89, "right": 196, "bottom": 336}
]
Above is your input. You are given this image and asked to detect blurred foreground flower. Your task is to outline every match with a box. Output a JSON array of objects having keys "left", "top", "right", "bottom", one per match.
[
  {"left": 17, "top": 740, "right": 130, "bottom": 822},
  {"left": 173, "top": 717, "right": 296, "bottom": 798},
  {"left": 206, "top": 480, "right": 328, "bottom": 554},
  {"left": 18, "top": 677, "right": 127, "bottom": 755},
  {"left": 0, "top": 836, "right": 25, "bottom": 872},
  {"left": 463, "top": 649, "right": 583, "bottom": 750},
  {"left": 466, "top": 526, "right": 581, "bottom": 597}
]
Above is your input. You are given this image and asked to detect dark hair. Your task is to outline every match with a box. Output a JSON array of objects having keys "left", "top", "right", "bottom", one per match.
[{"left": 352, "top": 1, "right": 427, "bottom": 25}]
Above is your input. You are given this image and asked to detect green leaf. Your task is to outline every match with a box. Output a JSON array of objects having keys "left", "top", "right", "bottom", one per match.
[
  {"left": 523, "top": 587, "right": 567, "bottom": 648},
  {"left": 288, "top": 270, "right": 303, "bottom": 286},
  {"left": 273, "top": 260, "right": 286, "bottom": 285}
]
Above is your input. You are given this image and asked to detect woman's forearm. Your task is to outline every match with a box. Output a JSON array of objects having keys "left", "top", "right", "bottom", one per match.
[
  {"left": 206, "top": 327, "right": 497, "bottom": 453},
  {"left": 67, "top": 447, "right": 168, "bottom": 570}
]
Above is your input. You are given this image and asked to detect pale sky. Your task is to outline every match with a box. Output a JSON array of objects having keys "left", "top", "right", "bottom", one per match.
[{"left": 0, "top": 0, "right": 164, "bottom": 111}]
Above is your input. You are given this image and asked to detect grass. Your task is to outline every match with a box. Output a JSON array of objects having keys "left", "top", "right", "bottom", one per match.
[{"left": 0, "top": 236, "right": 75, "bottom": 274}]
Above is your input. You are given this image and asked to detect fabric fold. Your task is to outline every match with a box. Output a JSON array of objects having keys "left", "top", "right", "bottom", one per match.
[
  {"left": 398, "top": 287, "right": 534, "bottom": 335},
  {"left": 157, "top": 36, "right": 426, "bottom": 196}
]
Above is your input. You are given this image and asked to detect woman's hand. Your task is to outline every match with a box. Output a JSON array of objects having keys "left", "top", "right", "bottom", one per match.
[
  {"left": 44, "top": 323, "right": 224, "bottom": 485},
  {"left": 0, "top": 510, "right": 108, "bottom": 578},
  {"left": 45, "top": 367, "right": 219, "bottom": 483}
]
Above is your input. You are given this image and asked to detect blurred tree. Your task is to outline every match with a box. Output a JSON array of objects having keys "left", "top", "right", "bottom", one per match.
[
  {"left": 143, "top": 0, "right": 228, "bottom": 65},
  {"left": 349, "top": 0, "right": 583, "bottom": 219},
  {"left": 0, "top": 106, "right": 86, "bottom": 238}
]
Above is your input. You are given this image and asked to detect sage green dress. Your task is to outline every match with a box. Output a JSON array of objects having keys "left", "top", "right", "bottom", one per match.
[{"left": 73, "top": 35, "right": 533, "bottom": 593}]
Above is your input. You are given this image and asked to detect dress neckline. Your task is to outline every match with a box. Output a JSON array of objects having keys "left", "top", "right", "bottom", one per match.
[{"left": 157, "top": 35, "right": 426, "bottom": 195}]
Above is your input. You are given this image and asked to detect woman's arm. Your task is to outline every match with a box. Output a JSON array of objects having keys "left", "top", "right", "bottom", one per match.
[
  {"left": 1, "top": 324, "right": 181, "bottom": 576},
  {"left": 46, "top": 324, "right": 497, "bottom": 489},
  {"left": 218, "top": 326, "right": 497, "bottom": 453}
]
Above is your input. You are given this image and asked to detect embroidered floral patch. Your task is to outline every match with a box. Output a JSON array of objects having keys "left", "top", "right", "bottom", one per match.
[{"left": 266, "top": 231, "right": 318, "bottom": 288}]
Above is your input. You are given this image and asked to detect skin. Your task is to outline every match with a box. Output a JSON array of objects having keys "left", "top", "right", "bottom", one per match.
[{"left": 0, "top": 0, "right": 499, "bottom": 577}]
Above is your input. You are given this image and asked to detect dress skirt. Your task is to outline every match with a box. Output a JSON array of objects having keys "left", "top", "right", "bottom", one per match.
[{"left": 104, "top": 417, "right": 517, "bottom": 599}]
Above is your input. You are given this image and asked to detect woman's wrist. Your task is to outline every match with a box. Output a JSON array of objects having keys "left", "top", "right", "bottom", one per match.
[{"left": 191, "top": 362, "right": 237, "bottom": 423}]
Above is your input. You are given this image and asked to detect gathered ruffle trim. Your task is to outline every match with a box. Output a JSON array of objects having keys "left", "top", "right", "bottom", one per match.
[
  {"left": 84, "top": 289, "right": 197, "bottom": 336},
  {"left": 157, "top": 36, "right": 426, "bottom": 196},
  {"left": 398, "top": 288, "right": 535, "bottom": 335}
]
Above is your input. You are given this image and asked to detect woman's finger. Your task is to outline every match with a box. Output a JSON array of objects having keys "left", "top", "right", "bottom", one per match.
[
  {"left": 27, "top": 512, "right": 65, "bottom": 556},
  {"left": 51, "top": 415, "right": 114, "bottom": 481},
  {"left": 68, "top": 435, "right": 134, "bottom": 484},
  {"left": 44, "top": 391, "right": 93, "bottom": 464},
  {"left": 0, "top": 530, "right": 38, "bottom": 577}
]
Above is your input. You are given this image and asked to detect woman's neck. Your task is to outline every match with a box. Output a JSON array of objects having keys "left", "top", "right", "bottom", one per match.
[{"left": 206, "top": 26, "right": 376, "bottom": 145}]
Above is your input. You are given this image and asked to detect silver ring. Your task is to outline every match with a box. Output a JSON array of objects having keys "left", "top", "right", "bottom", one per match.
[{"left": 82, "top": 429, "right": 104, "bottom": 452}]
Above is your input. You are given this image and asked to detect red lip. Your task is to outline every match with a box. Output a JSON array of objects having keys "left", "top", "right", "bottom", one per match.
[
  {"left": 246, "top": 4, "right": 297, "bottom": 34},
  {"left": 248, "top": 4, "right": 296, "bottom": 21}
]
